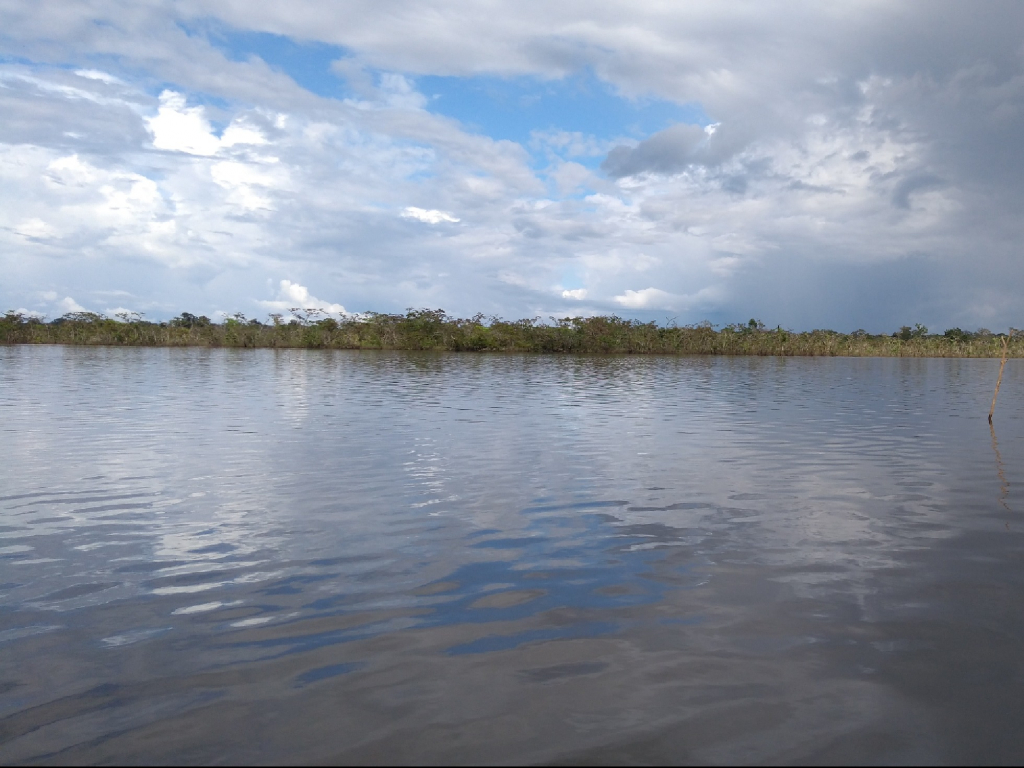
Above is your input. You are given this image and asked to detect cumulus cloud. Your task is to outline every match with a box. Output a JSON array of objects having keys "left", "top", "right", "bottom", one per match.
[
  {"left": 58, "top": 296, "right": 86, "bottom": 314},
  {"left": 147, "top": 91, "right": 222, "bottom": 156},
  {"left": 401, "top": 207, "right": 460, "bottom": 224},
  {"left": 614, "top": 288, "right": 676, "bottom": 310},
  {"left": 147, "top": 91, "right": 271, "bottom": 157},
  {"left": 221, "top": 122, "right": 268, "bottom": 148},
  {"left": 104, "top": 306, "right": 138, "bottom": 319},
  {"left": 19, "top": 294, "right": 85, "bottom": 317},
  {"left": 11, "top": 307, "right": 46, "bottom": 319},
  {"left": 259, "top": 280, "right": 348, "bottom": 316},
  {"left": 561, "top": 288, "right": 588, "bottom": 300},
  {"left": 377, "top": 73, "right": 428, "bottom": 110}
]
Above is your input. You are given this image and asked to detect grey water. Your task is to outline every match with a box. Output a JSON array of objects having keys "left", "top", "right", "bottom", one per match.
[{"left": 2, "top": 346, "right": 1024, "bottom": 765}]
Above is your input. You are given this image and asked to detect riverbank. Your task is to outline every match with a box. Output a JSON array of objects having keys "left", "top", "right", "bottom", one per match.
[{"left": 1, "top": 310, "right": 1019, "bottom": 357}]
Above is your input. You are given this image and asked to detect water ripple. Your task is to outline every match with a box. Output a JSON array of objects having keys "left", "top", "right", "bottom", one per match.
[{"left": 1, "top": 347, "right": 1024, "bottom": 763}]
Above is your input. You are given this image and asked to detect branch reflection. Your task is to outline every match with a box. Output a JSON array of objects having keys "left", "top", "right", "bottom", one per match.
[{"left": 990, "top": 420, "right": 1012, "bottom": 525}]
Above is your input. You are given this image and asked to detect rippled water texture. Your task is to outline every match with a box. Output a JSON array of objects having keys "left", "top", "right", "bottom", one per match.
[{"left": 3, "top": 347, "right": 1024, "bottom": 764}]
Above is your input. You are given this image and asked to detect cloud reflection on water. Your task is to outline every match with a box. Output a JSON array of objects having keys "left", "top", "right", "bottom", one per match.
[{"left": 1, "top": 347, "right": 1023, "bottom": 762}]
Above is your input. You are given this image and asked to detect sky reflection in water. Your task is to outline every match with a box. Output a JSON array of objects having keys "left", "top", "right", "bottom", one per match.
[{"left": 1, "top": 347, "right": 1024, "bottom": 764}]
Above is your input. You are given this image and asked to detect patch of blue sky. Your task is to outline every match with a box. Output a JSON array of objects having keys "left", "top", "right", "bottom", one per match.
[
  {"left": 419, "top": 70, "right": 710, "bottom": 159},
  {"left": 197, "top": 25, "right": 350, "bottom": 100},
  {"left": 560, "top": 267, "right": 587, "bottom": 291},
  {"left": 200, "top": 27, "right": 711, "bottom": 166},
  {"left": 0, "top": 55, "right": 43, "bottom": 66}
]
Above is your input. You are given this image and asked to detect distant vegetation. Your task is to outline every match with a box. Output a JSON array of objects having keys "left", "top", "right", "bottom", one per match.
[{"left": 1, "top": 310, "right": 1021, "bottom": 357}]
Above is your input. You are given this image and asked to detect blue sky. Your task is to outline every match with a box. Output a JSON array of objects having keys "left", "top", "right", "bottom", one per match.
[
  {"left": 210, "top": 28, "right": 708, "bottom": 166},
  {"left": 1, "top": 2, "right": 1023, "bottom": 331},
  {"left": 208, "top": 28, "right": 350, "bottom": 99},
  {"left": 420, "top": 73, "right": 707, "bottom": 161}
]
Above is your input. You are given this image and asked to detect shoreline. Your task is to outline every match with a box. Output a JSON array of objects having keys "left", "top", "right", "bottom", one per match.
[
  {"left": 3, "top": 311, "right": 1020, "bottom": 358},
  {"left": 2, "top": 343, "right": 1021, "bottom": 359}
]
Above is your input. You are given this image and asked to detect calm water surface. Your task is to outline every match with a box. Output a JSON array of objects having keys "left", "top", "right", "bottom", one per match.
[{"left": 2, "top": 347, "right": 1024, "bottom": 764}]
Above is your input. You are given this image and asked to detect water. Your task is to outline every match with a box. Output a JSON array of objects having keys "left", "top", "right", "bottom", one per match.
[{"left": 2, "top": 346, "right": 1024, "bottom": 764}]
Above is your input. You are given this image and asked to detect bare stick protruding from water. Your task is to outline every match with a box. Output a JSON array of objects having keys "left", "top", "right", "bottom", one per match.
[{"left": 989, "top": 333, "right": 1013, "bottom": 423}]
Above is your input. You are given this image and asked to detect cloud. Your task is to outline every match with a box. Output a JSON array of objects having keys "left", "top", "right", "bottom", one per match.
[
  {"left": 601, "top": 123, "right": 709, "bottom": 178},
  {"left": 104, "top": 306, "right": 137, "bottom": 318},
  {"left": 259, "top": 280, "right": 348, "bottom": 316},
  {"left": 891, "top": 173, "right": 944, "bottom": 210},
  {"left": 401, "top": 207, "right": 460, "bottom": 224},
  {"left": 58, "top": 296, "right": 86, "bottom": 314},
  {"left": 14, "top": 218, "right": 57, "bottom": 240},
  {"left": 147, "top": 91, "right": 222, "bottom": 156},
  {"left": 221, "top": 122, "right": 268, "bottom": 148},
  {"left": 147, "top": 91, "right": 270, "bottom": 158},
  {"left": 561, "top": 288, "right": 587, "bottom": 300},
  {"left": 377, "top": 73, "right": 428, "bottom": 110},
  {"left": 1, "top": 2, "right": 1024, "bottom": 331},
  {"left": 210, "top": 159, "right": 285, "bottom": 210},
  {"left": 74, "top": 69, "right": 122, "bottom": 85},
  {"left": 614, "top": 287, "right": 675, "bottom": 310}
]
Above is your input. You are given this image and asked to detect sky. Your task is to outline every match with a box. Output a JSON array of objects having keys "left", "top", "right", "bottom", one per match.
[{"left": 1, "top": 1, "right": 1023, "bottom": 332}]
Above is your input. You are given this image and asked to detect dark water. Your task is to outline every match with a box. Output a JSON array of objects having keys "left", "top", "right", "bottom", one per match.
[{"left": 2, "top": 347, "right": 1024, "bottom": 765}]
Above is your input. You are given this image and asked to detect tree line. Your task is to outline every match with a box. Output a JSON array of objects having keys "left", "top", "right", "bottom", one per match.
[{"left": 0, "top": 309, "right": 1020, "bottom": 357}]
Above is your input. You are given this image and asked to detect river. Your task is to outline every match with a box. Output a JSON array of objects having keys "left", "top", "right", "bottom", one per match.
[{"left": 2, "top": 347, "right": 1023, "bottom": 763}]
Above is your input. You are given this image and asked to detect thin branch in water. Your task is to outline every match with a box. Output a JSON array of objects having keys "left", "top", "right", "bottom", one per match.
[{"left": 989, "top": 332, "right": 1013, "bottom": 424}]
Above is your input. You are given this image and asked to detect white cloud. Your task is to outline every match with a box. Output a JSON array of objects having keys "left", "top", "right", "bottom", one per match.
[
  {"left": 147, "top": 91, "right": 221, "bottom": 156},
  {"left": 45, "top": 154, "right": 98, "bottom": 186},
  {"left": 12, "top": 307, "right": 46, "bottom": 319},
  {"left": 561, "top": 288, "right": 588, "bottom": 300},
  {"left": 220, "top": 122, "right": 268, "bottom": 148},
  {"left": 58, "top": 296, "right": 86, "bottom": 313},
  {"left": 259, "top": 280, "right": 348, "bottom": 316},
  {"left": 210, "top": 160, "right": 284, "bottom": 210},
  {"left": 550, "top": 161, "right": 601, "bottom": 196},
  {"left": 614, "top": 287, "right": 675, "bottom": 310},
  {"left": 74, "top": 69, "right": 121, "bottom": 85},
  {"left": 401, "top": 207, "right": 460, "bottom": 224},
  {"left": 14, "top": 218, "right": 56, "bottom": 239},
  {"left": 378, "top": 73, "right": 428, "bottom": 110}
]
